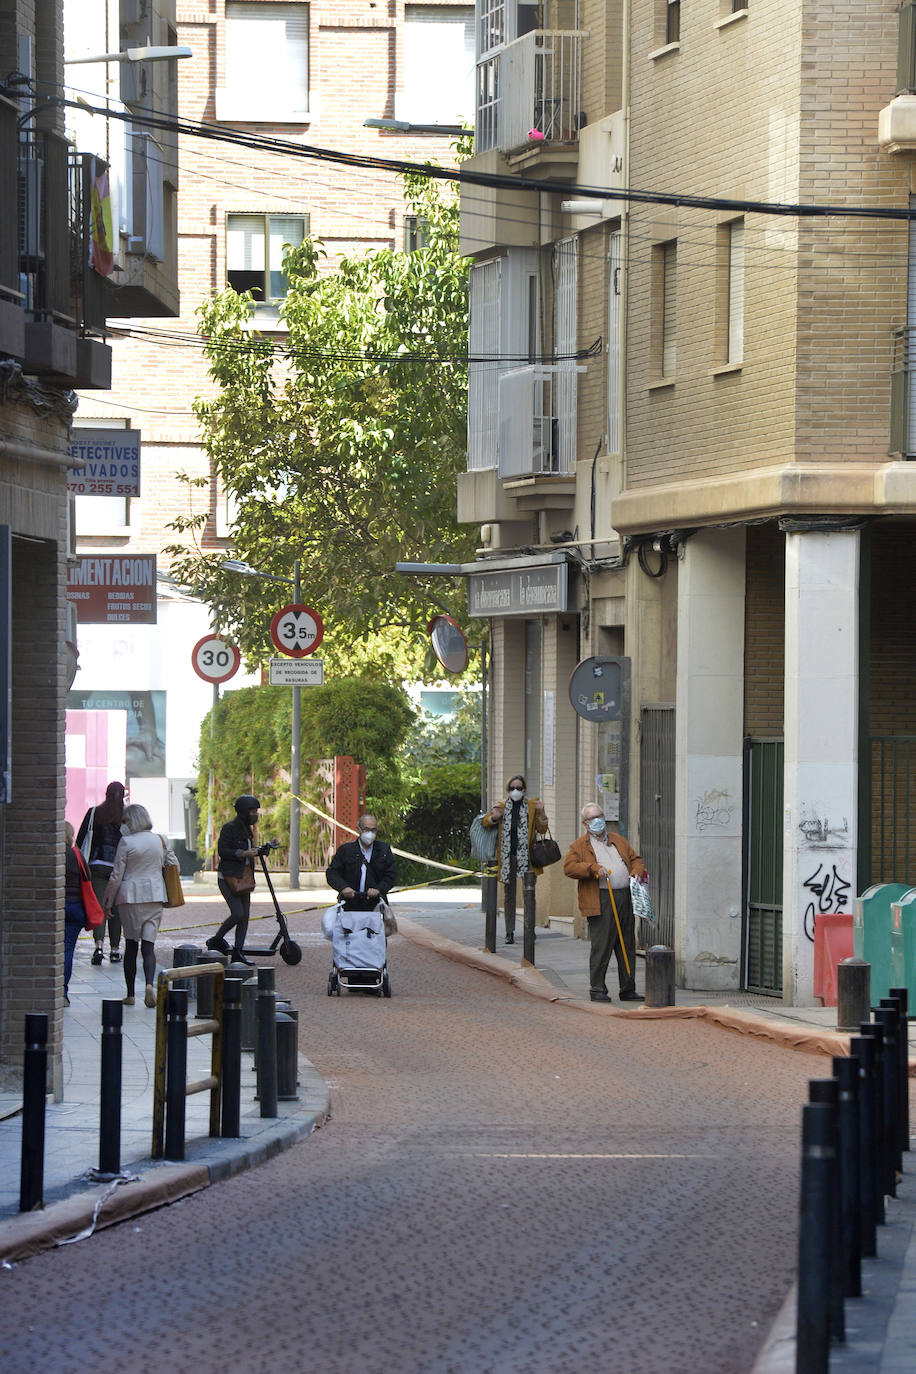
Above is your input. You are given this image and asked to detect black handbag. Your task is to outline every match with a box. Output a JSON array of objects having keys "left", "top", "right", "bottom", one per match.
[{"left": 530, "top": 829, "right": 562, "bottom": 868}]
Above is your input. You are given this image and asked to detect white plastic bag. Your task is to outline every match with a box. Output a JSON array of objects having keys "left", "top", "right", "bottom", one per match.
[{"left": 630, "top": 874, "right": 657, "bottom": 924}]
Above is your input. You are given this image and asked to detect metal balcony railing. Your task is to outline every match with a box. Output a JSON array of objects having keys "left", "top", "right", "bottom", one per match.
[
  {"left": 476, "top": 30, "right": 585, "bottom": 155},
  {"left": 890, "top": 327, "right": 916, "bottom": 458}
]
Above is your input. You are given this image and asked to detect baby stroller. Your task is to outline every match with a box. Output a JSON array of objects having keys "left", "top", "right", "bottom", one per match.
[{"left": 322, "top": 898, "right": 393, "bottom": 998}]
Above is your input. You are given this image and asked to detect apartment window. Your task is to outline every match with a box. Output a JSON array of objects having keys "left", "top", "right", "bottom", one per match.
[
  {"left": 652, "top": 240, "right": 677, "bottom": 381},
  {"left": 400, "top": 6, "right": 475, "bottom": 125},
  {"left": 404, "top": 215, "right": 429, "bottom": 252},
  {"left": 74, "top": 496, "right": 130, "bottom": 535},
  {"left": 221, "top": 4, "right": 309, "bottom": 123},
  {"left": 226, "top": 214, "right": 308, "bottom": 303},
  {"left": 727, "top": 220, "right": 744, "bottom": 364},
  {"left": 666, "top": 0, "right": 680, "bottom": 44}
]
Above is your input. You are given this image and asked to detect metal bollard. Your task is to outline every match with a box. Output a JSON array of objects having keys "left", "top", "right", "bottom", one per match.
[
  {"left": 522, "top": 870, "right": 537, "bottom": 965},
  {"left": 645, "top": 946, "right": 676, "bottom": 1007},
  {"left": 849, "top": 1034, "right": 881, "bottom": 1249},
  {"left": 873, "top": 1007, "right": 901, "bottom": 1181},
  {"left": 796, "top": 1102, "right": 836, "bottom": 1374},
  {"left": 195, "top": 950, "right": 227, "bottom": 1019},
  {"left": 884, "top": 992, "right": 910, "bottom": 1158},
  {"left": 484, "top": 871, "right": 497, "bottom": 954},
  {"left": 98, "top": 999, "right": 123, "bottom": 1176},
  {"left": 256, "top": 966, "right": 278, "bottom": 1118},
  {"left": 171, "top": 943, "right": 200, "bottom": 996},
  {"left": 277, "top": 1008, "right": 299, "bottom": 1101},
  {"left": 241, "top": 977, "right": 258, "bottom": 1053},
  {"left": 164, "top": 987, "right": 189, "bottom": 1162},
  {"left": 832, "top": 1056, "right": 862, "bottom": 1298},
  {"left": 837, "top": 957, "right": 870, "bottom": 1032},
  {"left": 19, "top": 1012, "right": 48, "bottom": 1213},
  {"left": 861, "top": 1021, "right": 893, "bottom": 1200},
  {"left": 808, "top": 1079, "right": 844, "bottom": 1343},
  {"left": 221, "top": 977, "right": 243, "bottom": 1138}
]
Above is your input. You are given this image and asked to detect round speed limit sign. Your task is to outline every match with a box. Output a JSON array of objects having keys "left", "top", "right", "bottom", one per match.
[
  {"left": 191, "top": 635, "right": 242, "bottom": 684},
  {"left": 269, "top": 603, "right": 324, "bottom": 658}
]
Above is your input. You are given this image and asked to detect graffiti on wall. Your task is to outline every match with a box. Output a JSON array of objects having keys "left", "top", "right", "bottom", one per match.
[{"left": 693, "top": 787, "right": 736, "bottom": 833}]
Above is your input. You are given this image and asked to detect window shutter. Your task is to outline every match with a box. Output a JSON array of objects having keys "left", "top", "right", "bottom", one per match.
[
  {"left": 555, "top": 237, "right": 578, "bottom": 470},
  {"left": 727, "top": 221, "right": 744, "bottom": 364}
]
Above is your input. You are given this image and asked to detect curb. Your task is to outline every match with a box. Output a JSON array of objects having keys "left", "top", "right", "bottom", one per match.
[{"left": 0, "top": 1058, "right": 330, "bottom": 1265}]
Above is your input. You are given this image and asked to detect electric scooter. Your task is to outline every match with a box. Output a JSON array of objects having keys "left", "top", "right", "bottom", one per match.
[{"left": 240, "top": 842, "right": 303, "bottom": 965}]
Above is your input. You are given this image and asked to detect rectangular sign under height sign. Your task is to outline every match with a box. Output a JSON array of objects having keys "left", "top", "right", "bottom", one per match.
[
  {"left": 67, "top": 429, "right": 141, "bottom": 497},
  {"left": 268, "top": 658, "right": 325, "bottom": 686},
  {"left": 66, "top": 555, "right": 157, "bottom": 624}
]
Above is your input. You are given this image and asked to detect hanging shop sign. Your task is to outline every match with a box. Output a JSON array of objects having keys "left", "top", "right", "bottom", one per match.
[
  {"left": 67, "top": 429, "right": 141, "bottom": 497},
  {"left": 467, "top": 562, "right": 567, "bottom": 618},
  {"left": 66, "top": 555, "right": 157, "bottom": 624}
]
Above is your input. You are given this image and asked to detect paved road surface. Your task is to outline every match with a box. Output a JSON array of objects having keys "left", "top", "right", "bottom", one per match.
[{"left": 1, "top": 911, "right": 816, "bottom": 1374}]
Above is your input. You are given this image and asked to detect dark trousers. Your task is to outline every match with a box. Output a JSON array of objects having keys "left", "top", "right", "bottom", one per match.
[
  {"left": 216, "top": 878, "right": 252, "bottom": 951},
  {"left": 503, "top": 868, "right": 517, "bottom": 937},
  {"left": 587, "top": 886, "right": 636, "bottom": 995}
]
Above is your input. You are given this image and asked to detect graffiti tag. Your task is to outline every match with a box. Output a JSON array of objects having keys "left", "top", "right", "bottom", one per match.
[
  {"left": 801, "top": 861, "right": 851, "bottom": 942},
  {"left": 694, "top": 788, "right": 735, "bottom": 833}
]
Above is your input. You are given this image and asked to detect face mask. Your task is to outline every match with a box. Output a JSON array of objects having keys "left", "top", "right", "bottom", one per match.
[
  {"left": 360, "top": 830, "right": 377, "bottom": 846},
  {"left": 508, "top": 788, "right": 524, "bottom": 802},
  {"left": 587, "top": 817, "right": 606, "bottom": 836}
]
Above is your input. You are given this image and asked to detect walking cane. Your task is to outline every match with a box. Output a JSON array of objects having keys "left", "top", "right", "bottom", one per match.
[{"left": 601, "top": 876, "right": 631, "bottom": 978}]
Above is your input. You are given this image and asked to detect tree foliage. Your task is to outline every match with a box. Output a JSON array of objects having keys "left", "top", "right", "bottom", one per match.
[{"left": 166, "top": 153, "right": 478, "bottom": 680}]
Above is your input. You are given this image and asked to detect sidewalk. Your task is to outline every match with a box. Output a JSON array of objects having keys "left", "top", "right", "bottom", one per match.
[{"left": 0, "top": 882, "right": 913, "bottom": 1372}]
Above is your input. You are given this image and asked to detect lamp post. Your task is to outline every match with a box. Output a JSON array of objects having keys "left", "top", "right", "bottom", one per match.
[{"left": 220, "top": 559, "right": 303, "bottom": 889}]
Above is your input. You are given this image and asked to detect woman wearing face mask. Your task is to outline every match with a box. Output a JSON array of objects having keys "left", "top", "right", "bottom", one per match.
[
  {"left": 207, "top": 794, "right": 271, "bottom": 964},
  {"left": 482, "top": 776, "right": 549, "bottom": 944},
  {"left": 103, "top": 804, "right": 179, "bottom": 1007}
]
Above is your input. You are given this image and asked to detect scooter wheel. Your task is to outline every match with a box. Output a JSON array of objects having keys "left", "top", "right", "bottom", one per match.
[{"left": 280, "top": 940, "right": 302, "bottom": 965}]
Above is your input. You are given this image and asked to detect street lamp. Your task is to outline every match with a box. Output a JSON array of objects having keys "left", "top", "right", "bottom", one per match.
[
  {"left": 221, "top": 558, "right": 304, "bottom": 890},
  {"left": 363, "top": 118, "right": 466, "bottom": 136},
  {"left": 64, "top": 46, "right": 193, "bottom": 65}
]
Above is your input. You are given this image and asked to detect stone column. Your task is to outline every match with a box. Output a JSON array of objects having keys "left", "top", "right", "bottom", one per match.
[
  {"left": 782, "top": 530, "right": 859, "bottom": 1005},
  {"left": 674, "top": 529, "right": 746, "bottom": 990}
]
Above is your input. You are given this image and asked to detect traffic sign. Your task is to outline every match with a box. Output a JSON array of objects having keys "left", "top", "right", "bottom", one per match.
[
  {"left": 269, "top": 658, "right": 325, "bottom": 686},
  {"left": 191, "top": 634, "right": 241, "bottom": 684},
  {"left": 269, "top": 603, "right": 324, "bottom": 658}
]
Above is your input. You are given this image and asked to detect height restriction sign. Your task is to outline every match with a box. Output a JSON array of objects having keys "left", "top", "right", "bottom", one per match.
[
  {"left": 191, "top": 635, "right": 241, "bottom": 684},
  {"left": 269, "top": 604, "right": 324, "bottom": 658}
]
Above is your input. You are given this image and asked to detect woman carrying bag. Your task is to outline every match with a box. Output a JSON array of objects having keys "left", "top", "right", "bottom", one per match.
[
  {"left": 103, "top": 804, "right": 179, "bottom": 1008},
  {"left": 481, "top": 775, "right": 551, "bottom": 944},
  {"left": 207, "top": 794, "right": 271, "bottom": 965}
]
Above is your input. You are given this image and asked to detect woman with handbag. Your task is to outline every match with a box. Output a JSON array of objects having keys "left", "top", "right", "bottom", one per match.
[
  {"left": 481, "top": 775, "right": 550, "bottom": 944},
  {"left": 76, "top": 780, "right": 126, "bottom": 966},
  {"left": 103, "top": 804, "right": 179, "bottom": 1007},
  {"left": 207, "top": 794, "right": 270, "bottom": 965},
  {"left": 63, "top": 821, "right": 104, "bottom": 1004}
]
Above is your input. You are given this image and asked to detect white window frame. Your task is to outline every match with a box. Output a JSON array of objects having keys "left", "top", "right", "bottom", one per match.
[
  {"left": 555, "top": 237, "right": 578, "bottom": 471},
  {"left": 398, "top": 5, "right": 475, "bottom": 126},
  {"left": 226, "top": 212, "right": 309, "bottom": 305},
  {"left": 217, "top": 3, "right": 310, "bottom": 124}
]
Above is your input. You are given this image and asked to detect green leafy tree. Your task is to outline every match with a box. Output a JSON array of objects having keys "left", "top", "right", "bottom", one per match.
[{"left": 166, "top": 151, "right": 478, "bottom": 680}]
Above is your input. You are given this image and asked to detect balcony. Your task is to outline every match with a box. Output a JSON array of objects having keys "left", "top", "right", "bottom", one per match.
[
  {"left": 476, "top": 30, "right": 585, "bottom": 157},
  {"left": 890, "top": 328, "right": 916, "bottom": 457},
  {"left": 879, "top": 0, "right": 916, "bottom": 151},
  {"left": 498, "top": 364, "right": 580, "bottom": 478}
]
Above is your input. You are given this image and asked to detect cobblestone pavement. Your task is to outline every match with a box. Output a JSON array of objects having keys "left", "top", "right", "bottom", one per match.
[{"left": 0, "top": 900, "right": 821, "bottom": 1374}]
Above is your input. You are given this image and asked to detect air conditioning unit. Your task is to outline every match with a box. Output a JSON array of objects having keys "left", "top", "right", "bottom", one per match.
[{"left": 17, "top": 156, "right": 43, "bottom": 259}]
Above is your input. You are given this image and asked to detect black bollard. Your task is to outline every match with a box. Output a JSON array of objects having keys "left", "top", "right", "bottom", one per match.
[
  {"left": 164, "top": 987, "right": 189, "bottom": 1162},
  {"left": 836, "top": 958, "right": 870, "bottom": 1032},
  {"left": 277, "top": 1009, "right": 299, "bottom": 1101},
  {"left": 171, "top": 943, "right": 200, "bottom": 996},
  {"left": 241, "top": 977, "right": 258, "bottom": 1053},
  {"left": 484, "top": 870, "right": 497, "bottom": 954},
  {"left": 832, "top": 1056, "right": 862, "bottom": 1298},
  {"left": 98, "top": 999, "right": 123, "bottom": 1176},
  {"left": 874, "top": 1007, "right": 901, "bottom": 1180},
  {"left": 884, "top": 992, "right": 910, "bottom": 1157},
  {"left": 796, "top": 1102, "right": 836, "bottom": 1374},
  {"left": 19, "top": 1012, "right": 48, "bottom": 1213},
  {"left": 522, "top": 870, "right": 536, "bottom": 965},
  {"left": 645, "top": 946, "right": 676, "bottom": 1007},
  {"left": 808, "top": 1079, "right": 844, "bottom": 1343},
  {"left": 849, "top": 1034, "right": 880, "bottom": 1249},
  {"left": 862, "top": 1021, "right": 893, "bottom": 1200},
  {"left": 221, "top": 977, "right": 243, "bottom": 1138},
  {"left": 256, "top": 967, "right": 278, "bottom": 1118}
]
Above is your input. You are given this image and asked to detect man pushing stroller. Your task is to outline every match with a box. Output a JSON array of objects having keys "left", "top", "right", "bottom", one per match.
[
  {"left": 324, "top": 814, "right": 397, "bottom": 996},
  {"left": 325, "top": 813, "right": 397, "bottom": 916}
]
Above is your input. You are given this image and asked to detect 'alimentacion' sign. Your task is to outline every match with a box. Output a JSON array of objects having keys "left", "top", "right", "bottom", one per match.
[{"left": 67, "top": 555, "right": 157, "bottom": 624}]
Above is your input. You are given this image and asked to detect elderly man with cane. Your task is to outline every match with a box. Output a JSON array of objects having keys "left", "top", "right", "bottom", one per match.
[{"left": 563, "top": 803, "right": 646, "bottom": 1004}]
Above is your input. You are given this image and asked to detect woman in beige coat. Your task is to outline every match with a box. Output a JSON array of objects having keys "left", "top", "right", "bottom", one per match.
[
  {"left": 104, "top": 803, "right": 179, "bottom": 1007},
  {"left": 481, "top": 774, "right": 549, "bottom": 944}
]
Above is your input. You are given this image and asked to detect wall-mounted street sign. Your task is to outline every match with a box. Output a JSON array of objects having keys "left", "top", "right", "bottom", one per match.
[
  {"left": 191, "top": 635, "right": 241, "bottom": 685},
  {"left": 568, "top": 656, "right": 626, "bottom": 723},
  {"left": 67, "top": 429, "right": 141, "bottom": 497},
  {"left": 269, "top": 658, "right": 324, "bottom": 686},
  {"left": 269, "top": 603, "right": 324, "bottom": 658},
  {"left": 467, "top": 562, "right": 567, "bottom": 618},
  {"left": 66, "top": 555, "right": 157, "bottom": 624},
  {"left": 428, "top": 614, "right": 469, "bottom": 674}
]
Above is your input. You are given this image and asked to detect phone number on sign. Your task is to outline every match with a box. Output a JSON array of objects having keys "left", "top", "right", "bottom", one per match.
[{"left": 69, "top": 482, "right": 136, "bottom": 495}]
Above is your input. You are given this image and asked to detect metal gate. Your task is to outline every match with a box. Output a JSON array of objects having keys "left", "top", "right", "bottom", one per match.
[
  {"left": 745, "top": 739, "right": 784, "bottom": 995},
  {"left": 638, "top": 706, "right": 675, "bottom": 949}
]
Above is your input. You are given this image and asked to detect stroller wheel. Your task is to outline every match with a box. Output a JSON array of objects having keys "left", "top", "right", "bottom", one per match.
[
  {"left": 327, "top": 971, "right": 337, "bottom": 997},
  {"left": 280, "top": 939, "right": 302, "bottom": 965},
  {"left": 382, "top": 972, "right": 391, "bottom": 998}
]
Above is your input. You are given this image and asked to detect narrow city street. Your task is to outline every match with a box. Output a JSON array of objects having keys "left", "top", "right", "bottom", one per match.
[{"left": 3, "top": 915, "right": 815, "bottom": 1374}]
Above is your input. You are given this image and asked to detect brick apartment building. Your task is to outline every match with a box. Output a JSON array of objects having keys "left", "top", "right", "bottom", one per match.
[
  {"left": 459, "top": 0, "right": 916, "bottom": 1004},
  {"left": 70, "top": 0, "right": 474, "bottom": 846}
]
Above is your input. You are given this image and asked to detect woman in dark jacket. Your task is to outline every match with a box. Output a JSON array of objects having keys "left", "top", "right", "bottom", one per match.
[
  {"left": 206, "top": 794, "right": 269, "bottom": 965},
  {"left": 76, "top": 780, "right": 125, "bottom": 965}
]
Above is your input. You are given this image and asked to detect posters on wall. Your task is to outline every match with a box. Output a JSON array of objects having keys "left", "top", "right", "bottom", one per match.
[{"left": 67, "top": 690, "right": 166, "bottom": 778}]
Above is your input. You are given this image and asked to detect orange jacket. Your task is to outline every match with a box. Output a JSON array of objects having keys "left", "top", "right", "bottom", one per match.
[{"left": 562, "top": 830, "right": 645, "bottom": 918}]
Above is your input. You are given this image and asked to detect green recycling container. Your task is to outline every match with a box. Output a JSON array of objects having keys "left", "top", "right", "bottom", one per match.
[
  {"left": 890, "top": 888, "right": 916, "bottom": 1001},
  {"left": 854, "top": 883, "right": 910, "bottom": 1002}
]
